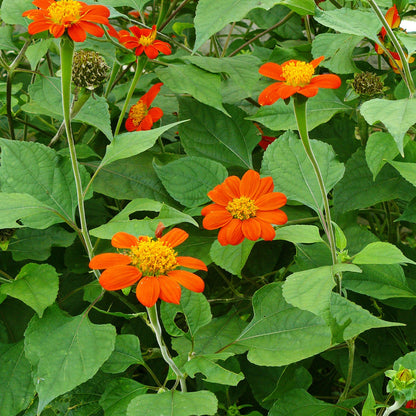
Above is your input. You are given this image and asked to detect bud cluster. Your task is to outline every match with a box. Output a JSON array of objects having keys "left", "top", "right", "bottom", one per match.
[{"left": 72, "top": 50, "right": 109, "bottom": 90}]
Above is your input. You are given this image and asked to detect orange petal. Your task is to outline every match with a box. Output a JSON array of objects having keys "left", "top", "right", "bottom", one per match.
[
  {"left": 158, "top": 275, "right": 181, "bottom": 304},
  {"left": 148, "top": 107, "right": 163, "bottom": 123},
  {"left": 89, "top": 253, "right": 131, "bottom": 269},
  {"left": 256, "top": 192, "right": 287, "bottom": 210},
  {"left": 167, "top": 270, "right": 205, "bottom": 293},
  {"left": 136, "top": 276, "right": 160, "bottom": 307},
  {"left": 177, "top": 256, "right": 208, "bottom": 271},
  {"left": 141, "top": 83, "right": 162, "bottom": 107},
  {"left": 241, "top": 218, "right": 262, "bottom": 241},
  {"left": 202, "top": 209, "right": 232, "bottom": 230},
  {"left": 154, "top": 40, "right": 172, "bottom": 55},
  {"left": 310, "top": 56, "right": 325, "bottom": 68},
  {"left": 219, "top": 219, "right": 244, "bottom": 246},
  {"left": 160, "top": 228, "right": 188, "bottom": 248},
  {"left": 223, "top": 176, "right": 241, "bottom": 199},
  {"left": 201, "top": 203, "right": 224, "bottom": 216},
  {"left": 207, "top": 186, "right": 232, "bottom": 206},
  {"left": 257, "top": 219, "right": 276, "bottom": 241},
  {"left": 112, "top": 232, "right": 139, "bottom": 249},
  {"left": 298, "top": 85, "right": 319, "bottom": 98},
  {"left": 258, "top": 83, "right": 298, "bottom": 105},
  {"left": 99, "top": 265, "right": 141, "bottom": 290},
  {"left": 259, "top": 62, "right": 284, "bottom": 80},
  {"left": 240, "top": 170, "right": 260, "bottom": 199},
  {"left": 256, "top": 209, "right": 288, "bottom": 225},
  {"left": 253, "top": 176, "right": 274, "bottom": 199},
  {"left": 144, "top": 45, "right": 159, "bottom": 59},
  {"left": 67, "top": 24, "right": 87, "bottom": 42},
  {"left": 309, "top": 74, "right": 341, "bottom": 89}
]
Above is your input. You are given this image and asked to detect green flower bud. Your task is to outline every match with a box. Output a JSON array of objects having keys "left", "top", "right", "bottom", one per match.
[
  {"left": 351, "top": 72, "right": 384, "bottom": 97},
  {"left": 72, "top": 50, "right": 109, "bottom": 90},
  {"left": 386, "top": 365, "right": 416, "bottom": 394}
]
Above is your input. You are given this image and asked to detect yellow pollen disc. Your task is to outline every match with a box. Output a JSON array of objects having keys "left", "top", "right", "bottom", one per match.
[
  {"left": 139, "top": 29, "right": 157, "bottom": 46},
  {"left": 48, "top": 0, "right": 82, "bottom": 25},
  {"left": 226, "top": 196, "right": 258, "bottom": 220},
  {"left": 129, "top": 101, "right": 148, "bottom": 126},
  {"left": 128, "top": 237, "right": 178, "bottom": 276},
  {"left": 281, "top": 61, "right": 315, "bottom": 87}
]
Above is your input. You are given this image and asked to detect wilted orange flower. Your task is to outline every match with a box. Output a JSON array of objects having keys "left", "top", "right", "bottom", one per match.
[
  {"left": 258, "top": 56, "right": 341, "bottom": 105},
  {"left": 406, "top": 400, "right": 416, "bottom": 409},
  {"left": 125, "top": 83, "right": 163, "bottom": 131},
  {"left": 89, "top": 228, "right": 207, "bottom": 307},
  {"left": 375, "top": 5, "right": 414, "bottom": 73},
  {"left": 116, "top": 25, "right": 171, "bottom": 59},
  {"left": 201, "top": 170, "right": 287, "bottom": 246},
  {"left": 22, "top": 0, "right": 110, "bottom": 42}
]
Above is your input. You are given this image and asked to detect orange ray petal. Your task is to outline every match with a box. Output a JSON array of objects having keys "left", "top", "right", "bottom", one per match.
[
  {"left": 158, "top": 275, "right": 181, "bottom": 304},
  {"left": 89, "top": 253, "right": 131, "bottom": 269},
  {"left": 154, "top": 40, "right": 172, "bottom": 55},
  {"left": 148, "top": 107, "right": 163, "bottom": 122},
  {"left": 309, "top": 74, "right": 341, "bottom": 89},
  {"left": 241, "top": 217, "right": 262, "bottom": 241},
  {"left": 259, "top": 62, "right": 284, "bottom": 80},
  {"left": 258, "top": 83, "right": 298, "bottom": 105},
  {"left": 202, "top": 209, "right": 232, "bottom": 230},
  {"left": 240, "top": 170, "right": 260, "bottom": 199},
  {"left": 161, "top": 228, "right": 188, "bottom": 248},
  {"left": 201, "top": 203, "right": 224, "bottom": 216},
  {"left": 311, "top": 56, "right": 325, "bottom": 68},
  {"left": 67, "top": 24, "right": 87, "bottom": 42},
  {"left": 136, "top": 275, "right": 160, "bottom": 307},
  {"left": 208, "top": 186, "right": 232, "bottom": 206},
  {"left": 112, "top": 232, "right": 139, "bottom": 248},
  {"left": 177, "top": 256, "right": 208, "bottom": 271},
  {"left": 218, "top": 218, "right": 244, "bottom": 246},
  {"left": 167, "top": 270, "right": 205, "bottom": 293},
  {"left": 256, "top": 192, "right": 287, "bottom": 210},
  {"left": 223, "top": 175, "right": 241, "bottom": 199},
  {"left": 138, "top": 115, "right": 153, "bottom": 131},
  {"left": 298, "top": 85, "right": 319, "bottom": 98},
  {"left": 99, "top": 265, "right": 141, "bottom": 290},
  {"left": 144, "top": 45, "right": 159, "bottom": 59},
  {"left": 257, "top": 218, "right": 276, "bottom": 241},
  {"left": 256, "top": 209, "right": 288, "bottom": 225},
  {"left": 253, "top": 176, "right": 274, "bottom": 199},
  {"left": 141, "top": 83, "right": 163, "bottom": 107}
]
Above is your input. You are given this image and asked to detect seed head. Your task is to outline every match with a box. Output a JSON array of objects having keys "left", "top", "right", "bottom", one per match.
[{"left": 72, "top": 50, "right": 109, "bottom": 90}]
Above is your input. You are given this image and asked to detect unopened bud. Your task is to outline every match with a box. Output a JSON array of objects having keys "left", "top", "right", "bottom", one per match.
[{"left": 72, "top": 50, "right": 109, "bottom": 90}]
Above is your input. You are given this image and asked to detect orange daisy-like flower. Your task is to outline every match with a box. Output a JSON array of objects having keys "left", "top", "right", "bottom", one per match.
[
  {"left": 125, "top": 83, "right": 163, "bottom": 132},
  {"left": 22, "top": 0, "right": 110, "bottom": 43},
  {"left": 258, "top": 56, "right": 341, "bottom": 105},
  {"left": 201, "top": 170, "right": 288, "bottom": 246},
  {"left": 89, "top": 228, "right": 207, "bottom": 308},
  {"left": 116, "top": 25, "right": 171, "bottom": 59}
]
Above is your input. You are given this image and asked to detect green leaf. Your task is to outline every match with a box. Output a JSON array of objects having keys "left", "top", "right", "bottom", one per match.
[
  {"left": 274, "top": 225, "right": 323, "bottom": 244},
  {"left": 0, "top": 341, "right": 35, "bottom": 416},
  {"left": 365, "top": 132, "right": 404, "bottom": 180},
  {"left": 261, "top": 131, "right": 345, "bottom": 212},
  {"left": 153, "top": 156, "right": 228, "bottom": 207},
  {"left": 1, "top": 0, "right": 33, "bottom": 25},
  {"left": 399, "top": 196, "right": 416, "bottom": 223},
  {"left": 160, "top": 290, "right": 212, "bottom": 338},
  {"left": 101, "top": 334, "right": 144, "bottom": 374},
  {"left": 249, "top": 89, "right": 352, "bottom": 131},
  {"left": 0, "top": 264, "right": 59, "bottom": 318},
  {"left": 314, "top": 8, "right": 381, "bottom": 42},
  {"left": 127, "top": 390, "right": 218, "bottom": 416},
  {"left": 282, "top": 264, "right": 361, "bottom": 315},
  {"left": 352, "top": 242, "right": 416, "bottom": 265},
  {"left": 388, "top": 160, "right": 416, "bottom": 187},
  {"left": 8, "top": 226, "right": 75, "bottom": 261},
  {"left": 397, "top": 31, "right": 416, "bottom": 56},
  {"left": 178, "top": 98, "right": 258, "bottom": 169},
  {"left": 360, "top": 98, "right": 416, "bottom": 155},
  {"left": 235, "top": 283, "right": 332, "bottom": 366},
  {"left": 209, "top": 239, "right": 255, "bottom": 278},
  {"left": 312, "top": 33, "right": 362, "bottom": 74},
  {"left": 100, "top": 378, "right": 147, "bottom": 416},
  {"left": 0, "top": 139, "right": 91, "bottom": 225},
  {"left": 0, "top": 25, "right": 19, "bottom": 51},
  {"left": 24, "top": 305, "right": 116, "bottom": 414},
  {"left": 25, "top": 39, "right": 54, "bottom": 70},
  {"left": 362, "top": 385, "right": 377, "bottom": 416},
  {"left": 101, "top": 122, "right": 183, "bottom": 166},
  {"left": 155, "top": 64, "right": 227, "bottom": 114}
]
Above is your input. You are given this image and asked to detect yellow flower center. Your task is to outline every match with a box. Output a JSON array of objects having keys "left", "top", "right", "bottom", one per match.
[
  {"left": 48, "top": 0, "right": 82, "bottom": 25},
  {"left": 139, "top": 29, "right": 157, "bottom": 46},
  {"left": 226, "top": 196, "right": 258, "bottom": 220},
  {"left": 282, "top": 61, "right": 315, "bottom": 87},
  {"left": 129, "top": 100, "right": 148, "bottom": 126},
  {"left": 128, "top": 237, "right": 178, "bottom": 276}
]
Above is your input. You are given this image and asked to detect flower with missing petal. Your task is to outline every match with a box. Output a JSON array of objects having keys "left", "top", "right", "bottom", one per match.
[
  {"left": 201, "top": 170, "right": 287, "bottom": 246},
  {"left": 258, "top": 56, "right": 341, "bottom": 105},
  {"left": 125, "top": 83, "right": 163, "bottom": 131},
  {"left": 89, "top": 228, "right": 206, "bottom": 307},
  {"left": 22, "top": 0, "right": 111, "bottom": 42},
  {"left": 115, "top": 25, "right": 171, "bottom": 59}
]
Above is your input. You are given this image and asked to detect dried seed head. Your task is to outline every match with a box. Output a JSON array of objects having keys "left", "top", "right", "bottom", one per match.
[
  {"left": 72, "top": 50, "right": 109, "bottom": 90},
  {"left": 351, "top": 72, "right": 384, "bottom": 97}
]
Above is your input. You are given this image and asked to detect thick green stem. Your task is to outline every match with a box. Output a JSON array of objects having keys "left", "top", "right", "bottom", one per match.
[
  {"left": 146, "top": 305, "right": 187, "bottom": 392},
  {"left": 60, "top": 37, "right": 96, "bottom": 267},
  {"left": 114, "top": 56, "right": 147, "bottom": 137},
  {"left": 338, "top": 339, "right": 355, "bottom": 402},
  {"left": 382, "top": 397, "right": 406, "bottom": 416}
]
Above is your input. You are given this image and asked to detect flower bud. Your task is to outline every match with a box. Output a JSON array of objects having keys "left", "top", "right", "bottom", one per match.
[
  {"left": 351, "top": 72, "right": 384, "bottom": 97},
  {"left": 72, "top": 50, "right": 109, "bottom": 90}
]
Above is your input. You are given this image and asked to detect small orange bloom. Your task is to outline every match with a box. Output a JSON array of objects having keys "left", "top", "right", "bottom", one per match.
[
  {"left": 22, "top": 0, "right": 110, "bottom": 43},
  {"left": 201, "top": 170, "right": 288, "bottom": 246},
  {"left": 258, "top": 56, "right": 341, "bottom": 105},
  {"left": 116, "top": 25, "right": 171, "bottom": 59},
  {"left": 89, "top": 228, "right": 207, "bottom": 307},
  {"left": 125, "top": 83, "right": 163, "bottom": 131}
]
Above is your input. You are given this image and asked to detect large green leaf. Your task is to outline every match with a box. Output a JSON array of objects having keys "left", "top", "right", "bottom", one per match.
[
  {"left": 261, "top": 131, "right": 345, "bottom": 212},
  {"left": 360, "top": 98, "right": 416, "bottom": 155},
  {"left": 127, "top": 390, "right": 218, "bottom": 416},
  {"left": 153, "top": 156, "right": 228, "bottom": 207},
  {"left": 0, "top": 264, "right": 59, "bottom": 318},
  {"left": 155, "top": 64, "right": 226, "bottom": 114},
  {"left": 249, "top": 89, "right": 352, "bottom": 131},
  {"left": 24, "top": 305, "right": 116, "bottom": 414},
  {"left": 178, "top": 98, "right": 258, "bottom": 169},
  {"left": 274, "top": 225, "right": 323, "bottom": 244},
  {"left": 0, "top": 341, "right": 35, "bottom": 416},
  {"left": 352, "top": 242, "right": 416, "bottom": 265},
  {"left": 388, "top": 160, "right": 416, "bottom": 187},
  {"left": 0, "top": 139, "right": 91, "bottom": 225},
  {"left": 235, "top": 283, "right": 332, "bottom": 366},
  {"left": 1, "top": 0, "right": 32, "bottom": 25}
]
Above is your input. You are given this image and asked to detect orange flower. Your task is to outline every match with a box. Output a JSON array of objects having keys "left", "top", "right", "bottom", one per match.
[
  {"left": 201, "top": 170, "right": 288, "bottom": 246},
  {"left": 258, "top": 56, "right": 341, "bottom": 105},
  {"left": 89, "top": 228, "right": 207, "bottom": 307},
  {"left": 22, "top": 0, "right": 110, "bottom": 42},
  {"left": 116, "top": 25, "right": 171, "bottom": 59},
  {"left": 125, "top": 83, "right": 163, "bottom": 131}
]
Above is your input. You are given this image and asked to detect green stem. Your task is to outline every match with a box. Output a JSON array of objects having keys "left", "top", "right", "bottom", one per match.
[
  {"left": 338, "top": 339, "right": 355, "bottom": 402},
  {"left": 114, "top": 56, "right": 148, "bottom": 137},
  {"left": 382, "top": 397, "right": 406, "bottom": 416},
  {"left": 146, "top": 305, "right": 187, "bottom": 392},
  {"left": 105, "top": 61, "right": 120, "bottom": 98},
  {"left": 59, "top": 37, "right": 96, "bottom": 267},
  {"left": 368, "top": 0, "right": 415, "bottom": 97}
]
